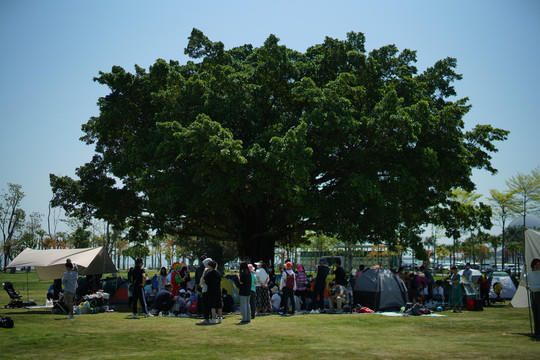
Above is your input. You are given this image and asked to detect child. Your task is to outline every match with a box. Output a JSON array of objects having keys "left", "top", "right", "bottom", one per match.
[
  {"left": 62, "top": 259, "right": 78, "bottom": 319},
  {"left": 222, "top": 289, "right": 234, "bottom": 313},
  {"left": 493, "top": 282, "right": 503, "bottom": 302},
  {"left": 144, "top": 279, "right": 153, "bottom": 296},
  {"left": 432, "top": 280, "right": 445, "bottom": 303}
]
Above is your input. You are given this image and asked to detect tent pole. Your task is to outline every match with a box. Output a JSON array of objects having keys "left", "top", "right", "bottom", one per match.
[{"left": 27, "top": 269, "right": 29, "bottom": 302}]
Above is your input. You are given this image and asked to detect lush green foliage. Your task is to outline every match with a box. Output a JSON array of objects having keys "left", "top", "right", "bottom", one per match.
[{"left": 50, "top": 29, "right": 508, "bottom": 263}]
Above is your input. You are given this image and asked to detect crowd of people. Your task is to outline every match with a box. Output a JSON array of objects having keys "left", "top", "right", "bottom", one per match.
[
  {"left": 127, "top": 257, "right": 360, "bottom": 321},
  {"left": 123, "top": 258, "right": 481, "bottom": 319},
  {"left": 53, "top": 254, "right": 540, "bottom": 337}
]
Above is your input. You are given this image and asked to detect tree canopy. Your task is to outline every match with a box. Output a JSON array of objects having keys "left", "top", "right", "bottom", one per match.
[{"left": 50, "top": 29, "right": 508, "bottom": 264}]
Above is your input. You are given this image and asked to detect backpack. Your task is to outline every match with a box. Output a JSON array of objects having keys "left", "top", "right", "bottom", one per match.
[
  {"left": 405, "top": 302, "right": 421, "bottom": 316},
  {"left": 285, "top": 272, "right": 295, "bottom": 289},
  {"left": 189, "top": 295, "right": 198, "bottom": 313},
  {"left": 0, "top": 315, "right": 14, "bottom": 328}
]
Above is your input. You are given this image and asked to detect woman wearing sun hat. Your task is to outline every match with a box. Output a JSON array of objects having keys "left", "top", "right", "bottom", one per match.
[
  {"left": 279, "top": 262, "right": 296, "bottom": 315},
  {"left": 254, "top": 261, "right": 271, "bottom": 315},
  {"left": 295, "top": 264, "right": 308, "bottom": 311}
]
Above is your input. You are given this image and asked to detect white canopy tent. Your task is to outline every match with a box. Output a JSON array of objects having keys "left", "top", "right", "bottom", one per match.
[
  {"left": 511, "top": 228, "right": 540, "bottom": 308},
  {"left": 7, "top": 247, "right": 117, "bottom": 281}
]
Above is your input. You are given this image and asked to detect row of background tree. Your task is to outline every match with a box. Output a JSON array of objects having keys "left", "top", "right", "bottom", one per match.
[{"left": 1, "top": 167, "right": 538, "bottom": 271}]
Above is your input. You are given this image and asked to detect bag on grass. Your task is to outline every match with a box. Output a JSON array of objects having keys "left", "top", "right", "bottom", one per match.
[
  {"left": 404, "top": 302, "right": 421, "bottom": 316},
  {"left": 189, "top": 295, "right": 198, "bottom": 313},
  {"left": 0, "top": 315, "right": 14, "bottom": 328},
  {"left": 419, "top": 308, "right": 432, "bottom": 315}
]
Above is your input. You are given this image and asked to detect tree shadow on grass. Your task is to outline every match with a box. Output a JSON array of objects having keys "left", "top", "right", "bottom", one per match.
[{"left": 3, "top": 310, "right": 52, "bottom": 315}]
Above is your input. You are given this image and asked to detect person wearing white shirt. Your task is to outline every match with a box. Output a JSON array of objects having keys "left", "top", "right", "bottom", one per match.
[
  {"left": 525, "top": 258, "right": 540, "bottom": 338},
  {"left": 270, "top": 286, "right": 281, "bottom": 313},
  {"left": 254, "top": 262, "right": 271, "bottom": 314}
]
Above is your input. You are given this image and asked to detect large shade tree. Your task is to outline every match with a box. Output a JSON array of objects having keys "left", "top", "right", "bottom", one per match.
[{"left": 50, "top": 29, "right": 508, "bottom": 265}]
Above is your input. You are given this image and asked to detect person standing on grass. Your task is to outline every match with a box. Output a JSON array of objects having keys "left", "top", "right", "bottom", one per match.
[
  {"left": 255, "top": 261, "right": 272, "bottom": 315},
  {"left": 198, "top": 257, "right": 213, "bottom": 324},
  {"left": 237, "top": 261, "right": 252, "bottom": 323},
  {"left": 312, "top": 259, "right": 329, "bottom": 312},
  {"left": 448, "top": 266, "right": 462, "bottom": 313},
  {"left": 203, "top": 260, "right": 223, "bottom": 324},
  {"left": 280, "top": 262, "right": 296, "bottom": 315},
  {"left": 248, "top": 264, "right": 258, "bottom": 319},
  {"left": 130, "top": 258, "right": 153, "bottom": 318},
  {"left": 525, "top": 258, "right": 540, "bottom": 339},
  {"left": 477, "top": 271, "right": 491, "bottom": 307},
  {"left": 194, "top": 255, "right": 207, "bottom": 316},
  {"left": 295, "top": 264, "right": 309, "bottom": 311},
  {"left": 62, "top": 259, "right": 78, "bottom": 319}
]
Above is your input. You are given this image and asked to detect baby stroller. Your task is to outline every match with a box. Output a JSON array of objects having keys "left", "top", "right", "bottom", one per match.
[{"left": 2, "top": 281, "right": 24, "bottom": 308}]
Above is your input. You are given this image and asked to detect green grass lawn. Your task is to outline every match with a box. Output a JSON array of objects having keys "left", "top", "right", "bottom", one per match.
[{"left": 1, "top": 271, "right": 538, "bottom": 359}]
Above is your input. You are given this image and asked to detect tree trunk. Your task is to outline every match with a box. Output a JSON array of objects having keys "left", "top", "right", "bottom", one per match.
[{"left": 237, "top": 233, "right": 276, "bottom": 267}]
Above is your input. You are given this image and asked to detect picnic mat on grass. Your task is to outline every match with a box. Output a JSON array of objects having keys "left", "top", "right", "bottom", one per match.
[
  {"left": 25, "top": 305, "right": 53, "bottom": 310},
  {"left": 376, "top": 312, "right": 446, "bottom": 317}
]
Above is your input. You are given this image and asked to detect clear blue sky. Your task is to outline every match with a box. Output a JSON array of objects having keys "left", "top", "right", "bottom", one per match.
[{"left": 1, "top": 0, "right": 539, "bottom": 237}]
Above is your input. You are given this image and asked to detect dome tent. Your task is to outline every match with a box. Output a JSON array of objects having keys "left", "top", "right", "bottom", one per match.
[
  {"left": 353, "top": 268, "right": 408, "bottom": 311},
  {"left": 488, "top": 271, "right": 518, "bottom": 300}
]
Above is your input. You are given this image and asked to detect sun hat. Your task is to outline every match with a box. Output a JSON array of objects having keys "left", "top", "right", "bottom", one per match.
[{"left": 202, "top": 257, "right": 213, "bottom": 268}]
